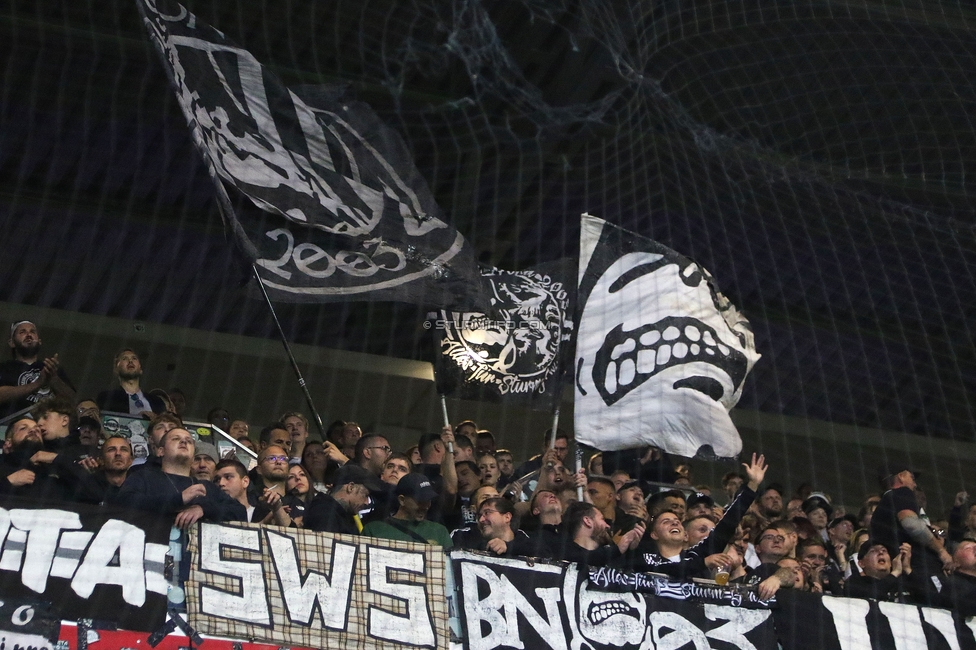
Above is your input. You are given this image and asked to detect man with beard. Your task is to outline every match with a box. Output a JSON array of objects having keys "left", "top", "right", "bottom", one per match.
[
  {"left": 305, "top": 465, "right": 378, "bottom": 535},
  {"left": 0, "top": 417, "right": 70, "bottom": 499},
  {"left": 363, "top": 473, "right": 452, "bottom": 547},
  {"left": 113, "top": 428, "right": 244, "bottom": 527},
  {"left": 191, "top": 442, "right": 220, "bottom": 482},
  {"left": 96, "top": 349, "right": 165, "bottom": 417},
  {"left": 561, "top": 501, "right": 644, "bottom": 566},
  {"left": 754, "top": 484, "right": 785, "bottom": 523},
  {"left": 248, "top": 445, "right": 290, "bottom": 502},
  {"left": 0, "top": 321, "right": 75, "bottom": 420},
  {"left": 450, "top": 485, "right": 499, "bottom": 549}
]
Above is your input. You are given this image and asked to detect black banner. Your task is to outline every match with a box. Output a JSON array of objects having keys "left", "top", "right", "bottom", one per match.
[
  {"left": 0, "top": 497, "right": 172, "bottom": 631},
  {"left": 452, "top": 551, "right": 976, "bottom": 650}
]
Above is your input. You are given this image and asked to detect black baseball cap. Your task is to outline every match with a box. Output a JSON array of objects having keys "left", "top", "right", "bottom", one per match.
[
  {"left": 395, "top": 473, "right": 438, "bottom": 501},
  {"left": 686, "top": 492, "right": 715, "bottom": 509}
]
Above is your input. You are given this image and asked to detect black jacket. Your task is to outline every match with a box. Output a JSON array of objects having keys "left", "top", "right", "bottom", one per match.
[
  {"left": 112, "top": 468, "right": 245, "bottom": 522},
  {"left": 304, "top": 493, "right": 359, "bottom": 536},
  {"left": 95, "top": 387, "right": 166, "bottom": 416}
]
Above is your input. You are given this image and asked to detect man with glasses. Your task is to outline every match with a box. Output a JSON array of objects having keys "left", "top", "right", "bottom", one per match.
[
  {"left": 248, "top": 445, "right": 291, "bottom": 503},
  {"left": 95, "top": 349, "right": 165, "bottom": 417},
  {"left": 353, "top": 433, "right": 394, "bottom": 521},
  {"left": 742, "top": 522, "right": 796, "bottom": 588},
  {"left": 472, "top": 497, "right": 542, "bottom": 558}
]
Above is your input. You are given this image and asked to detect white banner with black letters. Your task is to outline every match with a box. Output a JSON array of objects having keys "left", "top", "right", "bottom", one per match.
[{"left": 185, "top": 521, "right": 449, "bottom": 650}]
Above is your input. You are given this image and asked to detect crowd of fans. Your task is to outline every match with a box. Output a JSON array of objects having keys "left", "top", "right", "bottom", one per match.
[{"left": 2, "top": 319, "right": 976, "bottom": 615}]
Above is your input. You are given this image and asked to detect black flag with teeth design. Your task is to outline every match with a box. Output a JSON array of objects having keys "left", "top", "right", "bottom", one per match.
[{"left": 574, "top": 215, "right": 760, "bottom": 460}]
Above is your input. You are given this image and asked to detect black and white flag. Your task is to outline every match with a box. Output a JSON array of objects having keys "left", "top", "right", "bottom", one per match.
[
  {"left": 430, "top": 261, "right": 573, "bottom": 406},
  {"left": 138, "top": 0, "right": 484, "bottom": 308},
  {"left": 574, "top": 214, "right": 760, "bottom": 459}
]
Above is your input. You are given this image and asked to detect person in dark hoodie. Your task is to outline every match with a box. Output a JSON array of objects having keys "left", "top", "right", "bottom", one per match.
[
  {"left": 113, "top": 427, "right": 245, "bottom": 527},
  {"left": 0, "top": 417, "right": 67, "bottom": 499},
  {"left": 32, "top": 397, "right": 94, "bottom": 462},
  {"left": 622, "top": 453, "right": 768, "bottom": 584}
]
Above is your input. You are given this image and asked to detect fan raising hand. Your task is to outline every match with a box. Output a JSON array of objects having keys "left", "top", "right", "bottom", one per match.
[{"left": 743, "top": 453, "right": 768, "bottom": 491}]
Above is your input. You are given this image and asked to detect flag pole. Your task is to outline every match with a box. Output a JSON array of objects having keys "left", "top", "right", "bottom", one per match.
[
  {"left": 142, "top": 30, "right": 326, "bottom": 438},
  {"left": 439, "top": 393, "right": 454, "bottom": 454},
  {"left": 251, "top": 265, "right": 327, "bottom": 438},
  {"left": 137, "top": 8, "right": 328, "bottom": 438}
]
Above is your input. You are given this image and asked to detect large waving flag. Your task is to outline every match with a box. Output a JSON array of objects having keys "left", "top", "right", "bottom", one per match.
[
  {"left": 574, "top": 214, "right": 760, "bottom": 459},
  {"left": 431, "top": 261, "right": 574, "bottom": 407},
  {"left": 137, "top": 0, "right": 484, "bottom": 308}
]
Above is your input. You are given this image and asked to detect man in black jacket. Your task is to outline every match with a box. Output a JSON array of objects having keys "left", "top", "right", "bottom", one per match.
[
  {"left": 559, "top": 501, "right": 645, "bottom": 567},
  {"left": 304, "top": 465, "right": 377, "bottom": 535},
  {"left": 625, "top": 453, "right": 767, "bottom": 583},
  {"left": 95, "top": 348, "right": 165, "bottom": 417},
  {"left": 113, "top": 427, "right": 245, "bottom": 527}
]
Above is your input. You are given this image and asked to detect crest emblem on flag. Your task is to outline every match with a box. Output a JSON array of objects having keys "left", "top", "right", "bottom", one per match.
[
  {"left": 574, "top": 215, "right": 760, "bottom": 459},
  {"left": 433, "top": 264, "right": 573, "bottom": 403}
]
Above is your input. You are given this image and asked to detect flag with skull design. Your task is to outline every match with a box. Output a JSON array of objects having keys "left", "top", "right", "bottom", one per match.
[
  {"left": 431, "top": 261, "right": 574, "bottom": 407},
  {"left": 574, "top": 214, "right": 760, "bottom": 459},
  {"left": 138, "top": 0, "right": 485, "bottom": 309}
]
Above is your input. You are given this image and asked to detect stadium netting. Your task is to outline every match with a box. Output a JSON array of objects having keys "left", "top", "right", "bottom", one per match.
[{"left": 1, "top": 0, "right": 976, "bottom": 504}]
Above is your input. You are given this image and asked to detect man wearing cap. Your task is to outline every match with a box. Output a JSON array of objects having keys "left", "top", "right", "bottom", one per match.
[
  {"left": 95, "top": 349, "right": 165, "bottom": 417},
  {"left": 305, "top": 465, "right": 378, "bottom": 535},
  {"left": 801, "top": 493, "right": 833, "bottom": 541},
  {"left": 191, "top": 442, "right": 220, "bottom": 482},
  {"left": 76, "top": 399, "right": 103, "bottom": 446},
  {"left": 362, "top": 473, "right": 452, "bottom": 547},
  {"left": 871, "top": 462, "right": 955, "bottom": 603},
  {"left": 754, "top": 484, "right": 785, "bottom": 524},
  {"left": 843, "top": 541, "right": 913, "bottom": 602},
  {"left": 686, "top": 492, "right": 716, "bottom": 520},
  {"left": 612, "top": 480, "right": 648, "bottom": 539},
  {"left": 0, "top": 321, "right": 75, "bottom": 420}
]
